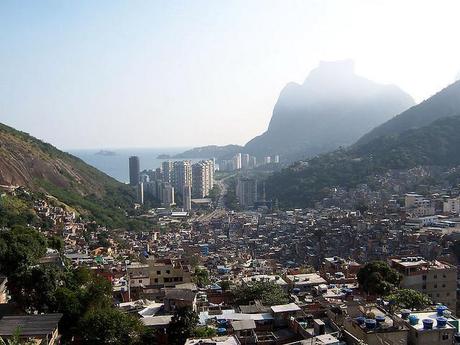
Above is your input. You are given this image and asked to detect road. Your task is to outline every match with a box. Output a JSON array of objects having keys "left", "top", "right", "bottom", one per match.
[{"left": 195, "top": 173, "right": 235, "bottom": 222}]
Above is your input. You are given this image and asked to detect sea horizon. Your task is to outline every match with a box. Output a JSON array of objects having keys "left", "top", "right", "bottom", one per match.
[{"left": 69, "top": 147, "right": 192, "bottom": 183}]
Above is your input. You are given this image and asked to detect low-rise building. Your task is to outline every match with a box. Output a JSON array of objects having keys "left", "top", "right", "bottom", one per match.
[
  {"left": 390, "top": 257, "right": 457, "bottom": 310},
  {"left": 285, "top": 273, "right": 327, "bottom": 292},
  {"left": 241, "top": 274, "right": 289, "bottom": 292},
  {"left": 397, "top": 308, "right": 458, "bottom": 345}
]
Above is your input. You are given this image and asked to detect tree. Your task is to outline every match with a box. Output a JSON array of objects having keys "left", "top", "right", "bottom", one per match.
[
  {"left": 0, "top": 226, "right": 47, "bottom": 276},
  {"left": 193, "top": 267, "right": 210, "bottom": 288},
  {"left": 8, "top": 265, "right": 68, "bottom": 313},
  {"left": 219, "top": 280, "right": 231, "bottom": 291},
  {"left": 193, "top": 326, "right": 216, "bottom": 338},
  {"left": 233, "top": 281, "right": 289, "bottom": 306},
  {"left": 0, "top": 327, "right": 35, "bottom": 345},
  {"left": 167, "top": 308, "right": 199, "bottom": 345},
  {"left": 357, "top": 261, "right": 402, "bottom": 296},
  {"left": 47, "top": 236, "right": 64, "bottom": 253},
  {"left": 78, "top": 308, "right": 145, "bottom": 345},
  {"left": 387, "top": 289, "right": 431, "bottom": 311}
]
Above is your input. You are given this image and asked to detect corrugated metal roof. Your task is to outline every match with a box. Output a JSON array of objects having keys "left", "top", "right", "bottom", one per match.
[{"left": 0, "top": 314, "right": 62, "bottom": 336}]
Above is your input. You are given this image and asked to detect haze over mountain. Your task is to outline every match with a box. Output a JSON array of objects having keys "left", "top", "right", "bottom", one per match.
[
  {"left": 244, "top": 60, "right": 415, "bottom": 161},
  {"left": 357, "top": 80, "right": 460, "bottom": 145},
  {"left": 267, "top": 79, "right": 460, "bottom": 207}
]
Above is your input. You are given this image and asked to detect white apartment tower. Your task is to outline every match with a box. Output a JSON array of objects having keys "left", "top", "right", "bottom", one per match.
[
  {"left": 192, "top": 160, "right": 214, "bottom": 198},
  {"left": 241, "top": 154, "right": 250, "bottom": 169},
  {"left": 173, "top": 160, "right": 192, "bottom": 195},
  {"left": 233, "top": 153, "right": 242, "bottom": 170},
  {"left": 236, "top": 177, "right": 258, "bottom": 208},
  {"left": 161, "top": 161, "right": 174, "bottom": 184}
]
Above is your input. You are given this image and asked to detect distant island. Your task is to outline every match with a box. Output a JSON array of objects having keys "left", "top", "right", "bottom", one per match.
[
  {"left": 157, "top": 154, "right": 172, "bottom": 159},
  {"left": 95, "top": 150, "right": 117, "bottom": 156},
  {"left": 174, "top": 144, "right": 244, "bottom": 160}
]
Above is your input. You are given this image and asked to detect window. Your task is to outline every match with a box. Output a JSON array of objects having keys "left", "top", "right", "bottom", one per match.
[
  {"left": 434, "top": 274, "right": 437, "bottom": 279},
  {"left": 442, "top": 284, "right": 446, "bottom": 288},
  {"left": 434, "top": 284, "right": 438, "bottom": 288},
  {"left": 157, "top": 271, "right": 161, "bottom": 275},
  {"left": 443, "top": 274, "right": 447, "bottom": 278},
  {"left": 139, "top": 280, "right": 143, "bottom": 283},
  {"left": 166, "top": 270, "right": 171, "bottom": 274},
  {"left": 447, "top": 292, "right": 450, "bottom": 297},
  {"left": 442, "top": 334, "right": 449, "bottom": 340},
  {"left": 154, "top": 278, "right": 158, "bottom": 283},
  {"left": 437, "top": 293, "right": 440, "bottom": 297},
  {"left": 422, "top": 275, "right": 427, "bottom": 281},
  {"left": 422, "top": 285, "right": 426, "bottom": 290}
]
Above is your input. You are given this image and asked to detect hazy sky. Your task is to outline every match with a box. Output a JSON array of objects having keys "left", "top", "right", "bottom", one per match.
[{"left": 1, "top": 0, "right": 460, "bottom": 150}]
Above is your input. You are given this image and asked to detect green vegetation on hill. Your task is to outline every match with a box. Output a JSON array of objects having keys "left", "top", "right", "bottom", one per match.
[
  {"left": 0, "top": 123, "right": 137, "bottom": 227},
  {"left": 174, "top": 144, "right": 244, "bottom": 160},
  {"left": 267, "top": 115, "right": 460, "bottom": 207},
  {"left": 357, "top": 80, "right": 460, "bottom": 145}
]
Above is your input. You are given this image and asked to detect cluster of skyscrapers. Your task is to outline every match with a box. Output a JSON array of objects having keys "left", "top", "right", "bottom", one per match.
[
  {"left": 219, "top": 153, "right": 280, "bottom": 171},
  {"left": 129, "top": 156, "right": 214, "bottom": 211}
]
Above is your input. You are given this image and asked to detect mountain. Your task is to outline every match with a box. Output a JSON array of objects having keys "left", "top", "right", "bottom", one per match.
[
  {"left": 244, "top": 60, "right": 414, "bottom": 161},
  {"left": 357, "top": 80, "right": 460, "bottom": 145},
  {"left": 0, "top": 123, "right": 136, "bottom": 227},
  {"left": 267, "top": 115, "right": 460, "bottom": 208},
  {"left": 174, "top": 144, "right": 244, "bottom": 160}
]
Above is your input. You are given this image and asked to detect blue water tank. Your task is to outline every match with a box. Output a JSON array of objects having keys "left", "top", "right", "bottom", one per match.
[
  {"left": 437, "top": 305, "right": 448, "bottom": 316},
  {"left": 401, "top": 309, "right": 411, "bottom": 320},
  {"left": 217, "top": 319, "right": 228, "bottom": 327},
  {"left": 436, "top": 317, "right": 447, "bottom": 328},
  {"left": 375, "top": 315, "right": 385, "bottom": 324},
  {"left": 408, "top": 315, "right": 419, "bottom": 326},
  {"left": 454, "top": 332, "right": 460, "bottom": 342},
  {"left": 422, "top": 319, "right": 434, "bottom": 330},
  {"left": 356, "top": 316, "right": 366, "bottom": 325},
  {"left": 365, "top": 319, "right": 377, "bottom": 330}
]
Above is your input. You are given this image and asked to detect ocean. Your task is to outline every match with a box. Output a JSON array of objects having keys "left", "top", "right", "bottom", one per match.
[{"left": 69, "top": 148, "right": 190, "bottom": 183}]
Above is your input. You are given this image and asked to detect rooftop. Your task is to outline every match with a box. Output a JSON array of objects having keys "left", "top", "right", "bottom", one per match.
[
  {"left": 0, "top": 314, "right": 62, "bottom": 336},
  {"left": 271, "top": 303, "right": 301, "bottom": 314}
]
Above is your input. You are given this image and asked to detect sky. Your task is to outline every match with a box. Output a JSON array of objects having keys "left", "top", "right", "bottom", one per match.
[{"left": 1, "top": 0, "right": 460, "bottom": 150}]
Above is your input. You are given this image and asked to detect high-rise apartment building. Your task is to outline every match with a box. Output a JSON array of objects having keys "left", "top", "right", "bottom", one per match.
[
  {"left": 160, "top": 182, "right": 175, "bottom": 207},
  {"left": 236, "top": 177, "right": 258, "bottom": 208},
  {"left": 137, "top": 183, "right": 144, "bottom": 204},
  {"left": 173, "top": 160, "right": 192, "bottom": 195},
  {"left": 233, "top": 153, "right": 242, "bottom": 170},
  {"left": 129, "top": 156, "right": 140, "bottom": 186},
  {"left": 161, "top": 161, "right": 174, "bottom": 184},
  {"left": 263, "top": 156, "right": 271, "bottom": 164},
  {"left": 183, "top": 184, "right": 192, "bottom": 211},
  {"left": 241, "top": 154, "right": 250, "bottom": 169},
  {"left": 192, "top": 160, "right": 214, "bottom": 198},
  {"left": 274, "top": 155, "right": 280, "bottom": 163}
]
